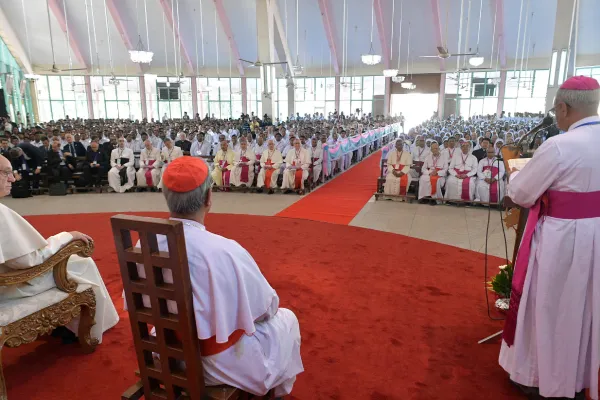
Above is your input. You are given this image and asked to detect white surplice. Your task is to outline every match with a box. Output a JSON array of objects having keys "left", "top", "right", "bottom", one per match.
[
  {"left": 444, "top": 152, "right": 478, "bottom": 201},
  {"left": 418, "top": 152, "right": 448, "bottom": 199},
  {"left": 136, "top": 147, "right": 162, "bottom": 187},
  {"left": 108, "top": 147, "right": 136, "bottom": 193},
  {"left": 310, "top": 145, "right": 323, "bottom": 182},
  {"left": 0, "top": 203, "right": 119, "bottom": 343},
  {"left": 133, "top": 219, "right": 303, "bottom": 396},
  {"left": 475, "top": 156, "right": 505, "bottom": 203},
  {"left": 230, "top": 148, "right": 256, "bottom": 187},
  {"left": 499, "top": 116, "right": 600, "bottom": 399},
  {"left": 157, "top": 146, "right": 184, "bottom": 189},
  {"left": 256, "top": 149, "right": 283, "bottom": 189},
  {"left": 383, "top": 149, "right": 413, "bottom": 196},
  {"left": 281, "top": 148, "right": 310, "bottom": 190}
]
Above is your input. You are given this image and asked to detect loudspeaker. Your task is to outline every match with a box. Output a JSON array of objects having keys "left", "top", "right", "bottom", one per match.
[{"left": 11, "top": 180, "right": 31, "bottom": 198}]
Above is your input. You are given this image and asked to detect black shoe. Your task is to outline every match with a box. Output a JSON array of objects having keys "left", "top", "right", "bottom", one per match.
[
  {"left": 284, "top": 189, "right": 293, "bottom": 194},
  {"left": 268, "top": 189, "right": 274, "bottom": 195},
  {"left": 256, "top": 188, "right": 263, "bottom": 193}
]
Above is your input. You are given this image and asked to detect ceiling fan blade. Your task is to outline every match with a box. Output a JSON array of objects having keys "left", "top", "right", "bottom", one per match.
[
  {"left": 449, "top": 53, "right": 477, "bottom": 57},
  {"left": 264, "top": 62, "right": 288, "bottom": 65},
  {"left": 239, "top": 59, "right": 255, "bottom": 64},
  {"left": 419, "top": 55, "right": 441, "bottom": 58},
  {"left": 436, "top": 46, "right": 448, "bottom": 54},
  {"left": 62, "top": 68, "right": 88, "bottom": 71}
]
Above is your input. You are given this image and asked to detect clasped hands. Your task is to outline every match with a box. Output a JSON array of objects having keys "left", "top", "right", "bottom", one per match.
[{"left": 393, "top": 170, "right": 404, "bottom": 177}]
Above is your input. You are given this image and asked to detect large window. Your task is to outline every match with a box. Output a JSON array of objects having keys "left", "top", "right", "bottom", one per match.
[
  {"left": 197, "top": 77, "right": 242, "bottom": 119},
  {"left": 245, "top": 78, "right": 263, "bottom": 117},
  {"left": 339, "top": 76, "right": 385, "bottom": 117},
  {"left": 37, "top": 76, "right": 89, "bottom": 121},
  {"left": 154, "top": 76, "right": 192, "bottom": 120},
  {"left": 293, "top": 77, "right": 336, "bottom": 118},
  {"left": 273, "top": 78, "right": 289, "bottom": 119},
  {"left": 91, "top": 76, "right": 142, "bottom": 120},
  {"left": 503, "top": 70, "right": 550, "bottom": 115},
  {"left": 445, "top": 71, "right": 500, "bottom": 118},
  {"left": 0, "top": 37, "right": 34, "bottom": 124},
  {"left": 576, "top": 66, "right": 600, "bottom": 113}
]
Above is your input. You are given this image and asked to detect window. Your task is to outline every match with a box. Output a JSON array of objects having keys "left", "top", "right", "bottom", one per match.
[
  {"left": 503, "top": 69, "right": 549, "bottom": 115},
  {"left": 245, "top": 78, "right": 263, "bottom": 118},
  {"left": 155, "top": 76, "right": 191, "bottom": 119},
  {"left": 445, "top": 71, "right": 500, "bottom": 118},
  {"left": 37, "top": 75, "right": 89, "bottom": 121},
  {"left": 576, "top": 66, "right": 600, "bottom": 113},
  {"left": 196, "top": 77, "right": 241, "bottom": 120},
  {"left": 90, "top": 76, "right": 141, "bottom": 120},
  {"left": 340, "top": 76, "right": 385, "bottom": 117}
]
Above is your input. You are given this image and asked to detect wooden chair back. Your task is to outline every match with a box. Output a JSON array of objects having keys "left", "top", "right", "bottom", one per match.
[{"left": 111, "top": 214, "right": 205, "bottom": 400}]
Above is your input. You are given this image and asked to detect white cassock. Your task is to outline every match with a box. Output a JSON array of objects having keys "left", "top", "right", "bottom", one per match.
[
  {"left": 499, "top": 116, "right": 600, "bottom": 399},
  {"left": 256, "top": 149, "right": 283, "bottom": 189},
  {"left": 441, "top": 147, "right": 458, "bottom": 167},
  {"left": 310, "top": 145, "right": 323, "bottom": 182},
  {"left": 157, "top": 146, "right": 184, "bottom": 189},
  {"left": 136, "top": 147, "right": 162, "bottom": 188},
  {"left": 410, "top": 146, "right": 431, "bottom": 179},
  {"left": 444, "top": 152, "right": 478, "bottom": 201},
  {"left": 418, "top": 153, "right": 448, "bottom": 200},
  {"left": 281, "top": 148, "right": 310, "bottom": 190},
  {"left": 190, "top": 138, "right": 212, "bottom": 157},
  {"left": 108, "top": 147, "right": 136, "bottom": 193},
  {"left": 383, "top": 149, "right": 413, "bottom": 196},
  {"left": 475, "top": 157, "right": 505, "bottom": 203},
  {"left": 132, "top": 219, "right": 303, "bottom": 396},
  {"left": 0, "top": 203, "right": 119, "bottom": 343},
  {"left": 230, "top": 148, "right": 256, "bottom": 187}
]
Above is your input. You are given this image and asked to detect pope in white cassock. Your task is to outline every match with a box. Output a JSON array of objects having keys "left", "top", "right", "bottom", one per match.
[
  {"left": 0, "top": 155, "right": 119, "bottom": 342},
  {"left": 136, "top": 139, "right": 162, "bottom": 188},
  {"left": 418, "top": 142, "right": 448, "bottom": 201},
  {"left": 281, "top": 139, "right": 310, "bottom": 194},
  {"left": 383, "top": 140, "right": 413, "bottom": 198},
  {"left": 108, "top": 137, "right": 136, "bottom": 193},
  {"left": 444, "top": 141, "right": 478, "bottom": 201},
  {"left": 256, "top": 140, "right": 283, "bottom": 193},
  {"left": 499, "top": 76, "right": 600, "bottom": 400},
  {"left": 230, "top": 137, "right": 255, "bottom": 187},
  {"left": 143, "top": 156, "right": 303, "bottom": 396},
  {"left": 475, "top": 146, "right": 505, "bottom": 204}
]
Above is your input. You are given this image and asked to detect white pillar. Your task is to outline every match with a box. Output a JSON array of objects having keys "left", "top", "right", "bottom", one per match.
[
  {"left": 139, "top": 76, "right": 147, "bottom": 120},
  {"left": 84, "top": 75, "right": 94, "bottom": 119},
  {"left": 384, "top": 77, "right": 391, "bottom": 117},
  {"left": 437, "top": 73, "right": 445, "bottom": 118},
  {"left": 496, "top": 70, "right": 507, "bottom": 117}
]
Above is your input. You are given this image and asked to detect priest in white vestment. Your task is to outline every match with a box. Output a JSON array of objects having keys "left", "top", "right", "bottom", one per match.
[
  {"left": 441, "top": 137, "right": 458, "bottom": 167},
  {"left": 108, "top": 137, "right": 136, "bottom": 193},
  {"left": 418, "top": 142, "right": 448, "bottom": 201},
  {"left": 136, "top": 139, "right": 162, "bottom": 188},
  {"left": 310, "top": 137, "right": 323, "bottom": 183},
  {"left": 444, "top": 141, "right": 478, "bottom": 201},
  {"left": 150, "top": 157, "right": 303, "bottom": 396},
  {"left": 211, "top": 141, "right": 235, "bottom": 187},
  {"left": 230, "top": 137, "right": 255, "bottom": 187},
  {"left": 499, "top": 76, "right": 600, "bottom": 400},
  {"left": 0, "top": 155, "right": 119, "bottom": 342},
  {"left": 157, "top": 138, "right": 184, "bottom": 190},
  {"left": 475, "top": 147, "right": 505, "bottom": 204},
  {"left": 190, "top": 133, "right": 212, "bottom": 157},
  {"left": 410, "top": 135, "right": 430, "bottom": 178},
  {"left": 281, "top": 139, "right": 310, "bottom": 194},
  {"left": 383, "top": 140, "right": 413, "bottom": 198},
  {"left": 256, "top": 140, "right": 283, "bottom": 194}
]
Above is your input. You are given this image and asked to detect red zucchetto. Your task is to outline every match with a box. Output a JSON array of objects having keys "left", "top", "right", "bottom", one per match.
[
  {"left": 559, "top": 76, "right": 600, "bottom": 90},
  {"left": 162, "top": 157, "right": 208, "bottom": 192}
]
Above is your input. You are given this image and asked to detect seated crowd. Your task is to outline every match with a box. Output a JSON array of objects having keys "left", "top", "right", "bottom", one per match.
[
  {"left": 382, "top": 112, "right": 544, "bottom": 205},
  {"left": 0, "top": 111, "right": 399, "bottom": 197}
]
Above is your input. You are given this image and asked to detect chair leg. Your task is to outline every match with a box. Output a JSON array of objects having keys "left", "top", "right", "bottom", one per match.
[
  {"left": 78, "top": 303, "right": 99, "bottom": 354},
  {"left": 0, "top": 347, "right": 7, "bottom": 400},
  {"left": 122, "top": 381, "right": 144, "bottom": 400}
]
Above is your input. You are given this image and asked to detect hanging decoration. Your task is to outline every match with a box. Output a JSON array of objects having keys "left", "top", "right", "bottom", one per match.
[
  {"left": 361, "top": 0, "right": 382, "bottom": 65},
  {"left": 292, "top": 0, "right": 304, "bottom": 75},
  {"left": 129, "top": 0, "right": 153, "bottom": 63}
]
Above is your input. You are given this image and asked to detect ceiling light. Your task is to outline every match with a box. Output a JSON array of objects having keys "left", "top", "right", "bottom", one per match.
[
  {"left": 383, "top": 69, "right": 399, "bottom": 77},
  {"left": 392, "top": 75, "right": 405, "bottom": 83},
  {"left": 361, "top": 53, "right": 382, "bottom": 66},
  {"left": 401, "top": 82, "right": 416, "bottom": 89},
  {"left": 129, "top": 50, "right": 154, "bottom": 64},
  {"left": 468, "top": 56, "right": 484, "bottom": 67}
]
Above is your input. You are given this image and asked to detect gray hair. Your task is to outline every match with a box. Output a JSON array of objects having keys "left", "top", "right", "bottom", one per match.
[
  {"left": 162, "top": 168, "right": 213, "bottom": 215},
  {"left": 555, "top": 88, "right": 600, "bottom": 113}
]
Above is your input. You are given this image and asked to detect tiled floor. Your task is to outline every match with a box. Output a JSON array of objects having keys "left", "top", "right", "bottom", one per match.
[{"left": 1, "top": 189, "right": 515, "bottom": 258}]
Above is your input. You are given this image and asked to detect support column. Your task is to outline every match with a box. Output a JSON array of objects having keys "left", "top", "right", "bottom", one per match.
[
  {"left": 384, "top": 77, "right": 391, "bottom": 117},
  {"left": 437, "top": 73, "right": 445, "bottom": 118},
  {"left": 29, "top": 80, "right": 40, "bottom": 123},
  {"left": 334, "top": 76, "right": 340, "bottom": 112},
  {"left": 84, "top": 75, "right": 94, "bottom": 119},
  {"left": 241, "top": 77, "right": 247, "bottom": 114},
  {"left": 190, "top": 77, "right": 198, "bottom": 117},
  {"left": 139, "top": 76, "right": 147, "bottom": 120},
  {"left": 496, "top": 70, "right": 507, "bottom": 117},
  {"left": 545, "top": 0, "right": 578, "bottom": 110},
  {"left": 287, "top": 83, "right": 295, "bottom": 118},
  {"left": 256, "top": 0, "right": 275, "bottom": 117}
]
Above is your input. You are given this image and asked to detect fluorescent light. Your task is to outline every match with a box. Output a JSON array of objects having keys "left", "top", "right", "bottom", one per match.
[
  {"left": 383, "top": 69, "right": 399, "bottom": 77},
  {"left": 549, "top": 50, "right": 558, "bottom": 86},
  {"left": 468, "top": 56, "right": 484, "bottom": 67},
  {"left": 557, "top": 49, "right": 567, "bottom": 85}
]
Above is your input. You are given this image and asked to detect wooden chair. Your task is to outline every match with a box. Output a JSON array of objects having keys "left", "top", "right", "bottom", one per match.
[
  {"left": 0, "top": 240, "right": 98, "bottom": 400},
  {"left": 111, "top": 215, "right": 276, "bottom": 400}
]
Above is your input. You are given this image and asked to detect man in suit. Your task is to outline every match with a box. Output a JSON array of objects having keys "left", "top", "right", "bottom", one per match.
[
  {"left": 9, "top": 142, "right": 45, "bottom": 189},
  {"left": 472, "top": 137, "right": 491, "bottom": 162},
  {"left": 102, "top": 135, "right": 118, "bottom": 158},
  {"left": 82, "top": 140, "right": 107, "bottom": 187},
  {"left": 0, "top": 137, "right": 9, "bottom": 158},
  {"left": 47, "top": 141, "right": 70, "bottom": 184}
]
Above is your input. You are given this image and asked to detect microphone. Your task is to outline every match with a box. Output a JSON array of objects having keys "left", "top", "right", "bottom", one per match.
[{"left": 516, "top": 115, "right": 554, "bottom": 153}]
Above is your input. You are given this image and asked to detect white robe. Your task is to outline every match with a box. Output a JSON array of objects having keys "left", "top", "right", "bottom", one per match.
[
  {"left": 134, "top": 219, "right": 303, "bottom": 396},
  {"left": 383, "top": 149, "right": 413, "bottom": 196},
  {"left": 418, "top": 153, "right": 448, "bottom": 199},
  {"left": 230, "top": 148, "right": 256, "bottom": 187},
  {"left": 136, "top": 147, "right": 162, "bottom": 187},
  {"left": 475, "top": 157, "right": 505, "bottom": 203},
  {"left": 444, "top": 152, "right": 478, "bottom": 201},
  {"left": 256, "top": 149, "right": 283, "bottom": 189},
  {"left": 190, "top": 138, "right": 212, "bottom": 157},
  {"left": 410, "top": 146, "right": 431, "bottom": 179},
  {"left": 157, "top": 146, "right": 184, "bottom": 189},
  {"left": 108, "top": 147, "right": 136, "bottom": 193},
  {"left": 310, "top": 146, "right": 323, "bottom": 182},
  {"left": 0, "top": 203, "right": 119, "bottom": 343},
  {"left": 281, "top": 148, "right": 310, "bottom": 190},
  {"left": 499, "top": 116, "right": 600, "bottom": 399}
]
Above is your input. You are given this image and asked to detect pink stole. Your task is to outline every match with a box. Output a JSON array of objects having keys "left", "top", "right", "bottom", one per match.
[
  {"left": 482, "top": 165, "right": 499, "bottom": 202},
  {"left": 430, "top": 168, "right": 443, "bottom": 196},
  {"left": 219, "top": 160, "right": 230, "bottom": 186},
  {"left": 144, "top": 160, "right": 155, "bottom": 186},
  {"left": 239, "top": 156, "right": 250, "bottom": 183},
  {"left": 503, "top": 190, "right": 600, "bottom": 346},
  {"left": 293, "top": 161, "right": 303, "bottom": 189},
  {"left": 453, "top": 169, "right": 471, "bottom": 200}
]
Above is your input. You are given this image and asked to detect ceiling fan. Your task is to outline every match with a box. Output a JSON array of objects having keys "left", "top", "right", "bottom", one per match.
[
  {"left": 239, "top": 59, "right": 287, "bottom": 68},
  {"left": 43, "top": 0, "right": 87, "bottom": 73},
  {"left": 106, "top": 75, "right": 132, "bottom": 86},
  {"left": 420, "top": 46, "right": 476, "bottom": 59}
]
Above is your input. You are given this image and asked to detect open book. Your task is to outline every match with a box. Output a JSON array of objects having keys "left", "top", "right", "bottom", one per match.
[{"left": 507, "top": 158, "right": 532, "bottom": 171}]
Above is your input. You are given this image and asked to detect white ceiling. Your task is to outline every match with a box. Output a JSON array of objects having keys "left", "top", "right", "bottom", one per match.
[{"left": 0, "top": 0, "right": 598, "bottom": 77}]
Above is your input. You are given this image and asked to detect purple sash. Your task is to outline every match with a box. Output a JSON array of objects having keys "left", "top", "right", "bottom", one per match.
[
  {"left": 482, "top": 165, "right": 499, "bottom": 202},
  {"left": 454, "top": 169, "right": 471, "bottom": 200}
]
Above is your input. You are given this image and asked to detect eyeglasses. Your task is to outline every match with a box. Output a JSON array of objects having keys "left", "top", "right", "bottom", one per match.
[{"left": 0, "top": 170, "right": 14, "bottom": 179}]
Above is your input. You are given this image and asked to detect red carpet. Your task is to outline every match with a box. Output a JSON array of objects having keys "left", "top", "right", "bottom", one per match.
[
  {"left": 3, "top": 212, "right": 524, "bottom": 400},
  {"left": 276, "top": 151, "right": 383, "bottom": 225}
]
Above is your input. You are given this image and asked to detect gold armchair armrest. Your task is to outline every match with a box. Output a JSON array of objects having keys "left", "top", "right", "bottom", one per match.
[{"left": 0, "top": 240, "right": 94, "bottom": 292}]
